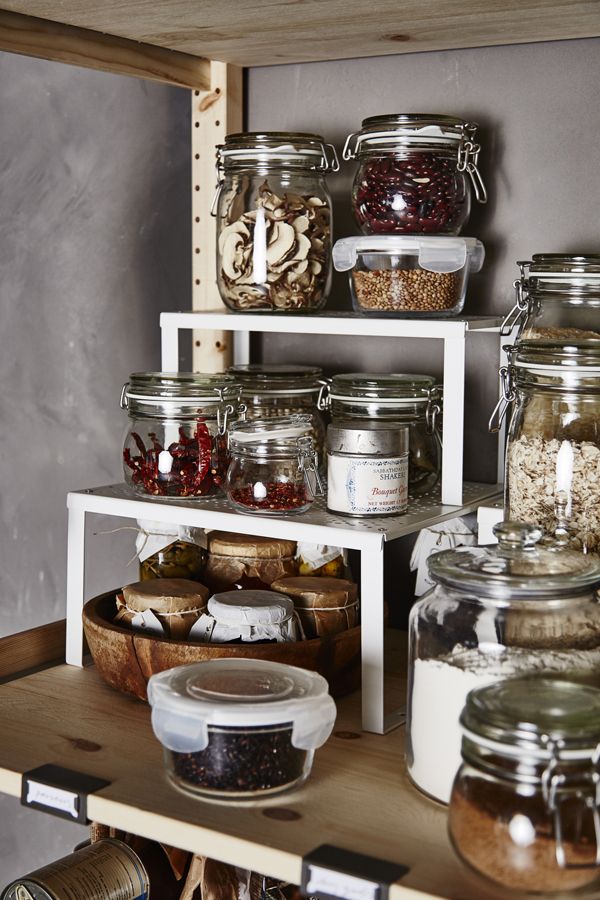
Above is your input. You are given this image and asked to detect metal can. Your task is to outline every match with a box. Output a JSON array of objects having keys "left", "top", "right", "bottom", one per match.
[
  {"left": 327, "top": 422, "right": 409, "bottom": 517},
  {"left": 2, "top": 839, "right": 149, "bottom": 900}
]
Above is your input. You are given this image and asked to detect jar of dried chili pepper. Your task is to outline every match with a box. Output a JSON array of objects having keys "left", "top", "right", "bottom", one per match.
[
  {"left": 343, "top": 114, "right": 487, "bottom": 235},
  {"left": 225, "top": 416, "right": 322, "bottom": 515},
  {"left": 121, "top": 373, "right": 244, "bottom": 499}
]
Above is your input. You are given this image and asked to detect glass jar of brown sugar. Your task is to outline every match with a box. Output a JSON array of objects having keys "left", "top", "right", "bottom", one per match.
[{"left": 449, "top": 678, "right": 600, "bottom": 894}]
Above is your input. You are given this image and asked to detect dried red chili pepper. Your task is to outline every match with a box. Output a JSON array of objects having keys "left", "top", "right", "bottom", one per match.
[
  {"left": 123, "top": 422, "right": 227, "bottom": 497},
  {"left": 230, "top": 481, "right": 310, "bottom": 512}
]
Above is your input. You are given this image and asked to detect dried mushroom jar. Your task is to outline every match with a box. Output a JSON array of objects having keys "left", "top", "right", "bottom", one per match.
[
  {"left": 148, "top": 658, "right": 337, "bottom": 800},
  {"left": 214, "top": 132, "right": 337, "bottom": 312},
  {"left": 503, "top": 254, "right": 600, "bottom": 343},
  {"left": 324, "top": 373, "right": 441, "bottom": 495},
  {"left": 227, "top": 364, "right": 327, "bottom": 463},
  {"left": 496, "top": 342, "right": 600, "bottom": 552},
  {"left": 406, "top": 520, "right": 600, "bottom": 804},
  {"left": 121, "top": 373, "right": 243, "bottom": 498},
  {"left": 343, "top": 114, "right": 487, "bottom": 235},
  {"left": 449, "top": 678, "right": 600, "bottom": 894}
]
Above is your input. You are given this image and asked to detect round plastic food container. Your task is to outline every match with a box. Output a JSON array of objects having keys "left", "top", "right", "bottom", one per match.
[
  {"left": 148, "top": 658, "right": 336, "bottom": 800},
  {"left": 333, "top": 236, "right": 484, "bottom": 317}
]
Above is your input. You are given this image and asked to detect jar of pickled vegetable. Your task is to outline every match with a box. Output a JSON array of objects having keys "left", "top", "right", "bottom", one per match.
[
  {"left": 121, "top": 373, "right": 243, "bottom": 498},
  {"left": 214, "top": 132, "right": 337, "bottom": 312},
  {"left": 343, "top": 115, "right": 487, "bottom": 235}
]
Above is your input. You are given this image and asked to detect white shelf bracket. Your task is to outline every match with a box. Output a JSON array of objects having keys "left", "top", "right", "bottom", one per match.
[
  {"left": 441, "top": 332, "right": 466, "bottom": 505},
  {"left": 66, "top": 503, "right": 86, "bottom": 666}
]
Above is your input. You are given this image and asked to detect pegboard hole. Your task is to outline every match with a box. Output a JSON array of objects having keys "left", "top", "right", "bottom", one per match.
[
  {"left": 195, "top": 340, "right": 201, "bottom": 347},
  {"left": 195, "top": 279, "right": 200, "bottom": 285},
  {"left": 215, "top": 119, "right": 220, "bottom": 126},
  {"left": 195, "top": 216, "right": 200, "bottom": 223},
  {"left": 195, "top": 185, "right": 200, "bottom": 191},
  {"left": 195, "top": 153, "right": 200, "bottom": 160},
  {"left": 216, "top": 341, "right": 222, "bottom": 349},
  {"left": 194, "top": 90, "right": 200, "bottom": 96},
  {"left": 195, "top": 248, "right": 200, "bottom": 254},
  {"left": 215, "top": 87, "right": 221, "bottom": 94},
  {"left": 195, "top": 122, "right": 200, "bottom": 128}
]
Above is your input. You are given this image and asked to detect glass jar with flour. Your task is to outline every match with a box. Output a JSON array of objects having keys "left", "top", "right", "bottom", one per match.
[{"left": 406, "top": 520, "right": 600, "bottom": 804}]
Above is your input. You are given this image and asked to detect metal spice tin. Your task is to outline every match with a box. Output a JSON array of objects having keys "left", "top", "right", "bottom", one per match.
[{"left": 2, "top": 839, "right": 149, "bottom": 900}]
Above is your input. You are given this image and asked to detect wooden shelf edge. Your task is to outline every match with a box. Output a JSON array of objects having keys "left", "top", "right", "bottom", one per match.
[
  {"left": 0, "top": 9, "right": 211, "bottom": 88},
  {"left": 0, "top": 619, "right": 66, "bottom": 680}
]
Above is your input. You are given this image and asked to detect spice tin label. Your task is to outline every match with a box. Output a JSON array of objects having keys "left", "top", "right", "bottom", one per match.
[
  {"left": 25, "top": 782, "right": 79, "bottom": 819},
  {"left": 301, "top": 844, "right": 409, "bottom": 900},
  {"left": 328, "top": 456, "right": 408, "bottom": 515},
  {"left": 21, "top": 764, "right": 110, "bottom": 825}
]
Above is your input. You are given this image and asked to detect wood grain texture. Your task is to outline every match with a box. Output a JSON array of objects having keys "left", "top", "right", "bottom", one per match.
[
  {"left": 0, "top": 1, "right": 599, "bottom": 66},
  {"left": 0, "top": 660, "right": 503, "bottom": 900},
  {"left": 0, "top": 9, "right": 210, "bottom": 87},
  {"left": 192, "top": 61, "right": 242, "bottom": 374},
  {"left": 0, "top": 619, "right": 65, "bottom": 679}
]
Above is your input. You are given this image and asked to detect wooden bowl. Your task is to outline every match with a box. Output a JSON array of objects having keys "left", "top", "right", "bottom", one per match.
[{"left": 83, "top": 590, "right": 361, "bottom": 701}]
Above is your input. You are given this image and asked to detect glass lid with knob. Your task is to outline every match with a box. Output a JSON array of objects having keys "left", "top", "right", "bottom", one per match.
[{"left": 428, "top": 520, "right": 600, "bottom": 599}]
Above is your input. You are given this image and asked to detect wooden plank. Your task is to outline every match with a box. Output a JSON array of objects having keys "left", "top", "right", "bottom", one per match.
[
  {"left": 0, "top": 0, "right": 599, "bottom": 66},
  {"left": 0, "top": 661, "right": 503, "bottom": 900},
  {"left": 0, "top": 619, "right": 65, "bottom": 679},
  {"left": 192, "top": 61, "right": 243, "bottom": 374},
  {"left": 0, "top": 9, "right": 210, "bottom": 88}
]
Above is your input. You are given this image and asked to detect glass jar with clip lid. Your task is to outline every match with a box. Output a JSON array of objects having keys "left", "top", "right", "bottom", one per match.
[
  {"left": 322, "top": 372, "right": 442, "bottom": 495},
  {"left": 449, "top": 678, "right": 600, "bottom": 893},
  {"left": 225, "top": 415, "right": 322, "bottom": 515},
  {"left": 121, "top": 372, "right": 244, "bottom": 498},
  {"left": 501, "top": 254, "right": 600, "bottom": 343},
  {"left": 342, "top": 114, "right": 487, "bottom": 235},
  {"left": 213, "top": 132, "right": 338, "bottom": 312}
]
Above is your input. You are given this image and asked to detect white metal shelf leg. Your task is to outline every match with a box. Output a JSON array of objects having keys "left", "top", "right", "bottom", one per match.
[
  {"left": 66, "top": 506, "right": 86, "bottom": 666},
  {"left": 360, "top": 547, "right": 385, "bottom": 733},
  {"left": 441, "top": 334, "right": 466, "bottom": 506},
  {"left": 160, "top": 319, "right": 180, "bottom": 371}
]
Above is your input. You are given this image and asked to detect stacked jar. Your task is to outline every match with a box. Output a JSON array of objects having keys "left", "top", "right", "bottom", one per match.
[
  {"left": 493, "top": 254, "right": 600, "bottom": 551},
  {"left": 335, "top": 115, "right": 487, "bottom": 317}
]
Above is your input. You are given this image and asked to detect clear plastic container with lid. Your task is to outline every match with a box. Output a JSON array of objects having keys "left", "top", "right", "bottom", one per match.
[
  {"left": 121, "top": 372, "right": 244, "bottom": 498},
  {"left": 191, "top": 589, "right": 300, "bottom": 643},
  {"left": 406, "top": 520, "right": 600, "bottom": 804},
  {"left": 148, "top": 658, "right": 337, "bottom": 800},
  {"left": 227, "top": 364, "right": 327, "bottom": 462},
  {"left": 494, "top": 342, "right": 600, "bottom": 553},
  {"left": 333, "top": 235, "right": 484, "bottom": 317},
  {"left": 449, "top": 678, "right": 600, "bottom": 894},
  {"left": 502, "top": 254, "right": 600, "bottom": 343},
  {"left": 225, "top": 415, "right": 321, "bottom": 515},
  {"left": 342, "top": 114, "right": 487, "bottom": 235},
  {"left": 322, "top": 373, "right": 442, "bottom": 495},
  {"left": 214, "top": 132, "right": 338, "bottom": 312}
]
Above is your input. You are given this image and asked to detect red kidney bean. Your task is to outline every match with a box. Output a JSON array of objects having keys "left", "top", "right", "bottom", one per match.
[{"left": 351, "top": 152, "right": 469, "bottom": 234}]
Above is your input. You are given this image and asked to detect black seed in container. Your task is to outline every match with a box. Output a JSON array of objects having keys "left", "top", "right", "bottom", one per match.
[{"left": 169, "top": 724, "right": 308, "bottom": 796}]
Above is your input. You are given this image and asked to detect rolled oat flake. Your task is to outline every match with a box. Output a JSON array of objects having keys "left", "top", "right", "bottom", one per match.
[{"left": 2, "top": 839, "right": 149, "bottom": 900}]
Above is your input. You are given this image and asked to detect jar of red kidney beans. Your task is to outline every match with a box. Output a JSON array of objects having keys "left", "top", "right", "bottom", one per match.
[{"left": 343, "top": 114, "right": 487, "bottom": 235}]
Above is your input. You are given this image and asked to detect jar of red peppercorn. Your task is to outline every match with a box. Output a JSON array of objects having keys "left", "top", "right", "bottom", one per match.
[
  {"left": 121, "top": 373, "right": 244, "bottom": 499},
  {"left": 225, "top": 416, "right": 322, "bottom": 515},
  {"left": 343, "top": 114, "right": 487, "bottom": 235}
]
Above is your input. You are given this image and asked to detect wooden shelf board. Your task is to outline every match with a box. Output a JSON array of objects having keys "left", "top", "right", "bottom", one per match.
[
  {"left": 0, "top": 659, "right": 504, "bottom": 899},
  {"left": 1, "top": 1, "right": 599, "bottom": 67}
]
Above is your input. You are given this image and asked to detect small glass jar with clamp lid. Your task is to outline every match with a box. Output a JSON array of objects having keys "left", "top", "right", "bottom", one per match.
[
  {"left": 449, "top": 678, "right": 600, "bottom": 894},
  {"left": 214, "top": 132, "right": 338, "bottom": 312},
  {"left": 225, "top": 415, "right": 322, "bottom": 515},
  {"left": 121, "top": 373, "right": 244, "bottom": 498},
  {"left": 502, "top": 254, "right": 600, "bottom": 343},
  {"left": 342, "top": 114, "right": 487, "bottom": 235},
  {"left": 322, "top": 373, "right": 442, "bottom": 495}
]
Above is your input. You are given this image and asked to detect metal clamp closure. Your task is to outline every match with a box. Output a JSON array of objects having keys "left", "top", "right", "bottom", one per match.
[
  {"left": 317, "top": 378, "right": 332, "bottom": 411},
  {"left": 120, "top": 383, "right": 130, "bottom": 410},
  {"left": 298, "top": 437, "right": 324, "bottom": 497},
  {"left": 542, "top": 741, "right": 600, "bottom": 870},
  {"left": 216, "top": 403, "right": 235, "bottom": 436},
  {"left": 488, "top": 365, "right": 516, "bottom": 433},
  {"left": 425, "top": 386, "right": 442, "bottom": 435},
  {"left": 321, "top": 142, "right": 340, "bottom": 172},
  {"left": 458, "top": 140, "right": 487, "bottom": 203},
  {"left": 501, "top": 278, "right": 531, "bottom": 336},
  {"left": 342, "top": 131, "right": 359, "bottom": 161}
]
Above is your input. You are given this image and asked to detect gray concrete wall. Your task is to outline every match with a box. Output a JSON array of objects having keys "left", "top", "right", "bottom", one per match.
[
  {"left": 0, "top": 51, "right": 190, "bottom": 883},
  {"left": 249, "top": 37, "right": 600, "bottom": 481},
  {"left": 1, "top": 33, "right": 600, "bottom": 883}
]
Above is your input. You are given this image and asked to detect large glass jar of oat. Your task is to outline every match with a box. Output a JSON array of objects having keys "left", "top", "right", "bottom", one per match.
[
  {"left": 342, "top": 114, "right": 487, "bottom": 235},
  {"left": 406, "top": 520, "right": 600, "bottom": 805},
  {"left": 323, "top": 373, "right": 442, "bottom": 495},
  {"left": 121, "top": 373, "right": 243, "bottom": 498},
  {"left": 214, "top": 132, "right": 337, "bottom": 312},
  {"left": 227, "top": 364, "right": 327, "bottom": 464},
  {"left": 499, "top": 343, "right": 600, "bottom": 552},
  {"left": 502, "top": 254, "right": 600, "bottom": 343},
  {"left": 449, "top": 678, "right": 600, "bottom": 894}
]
